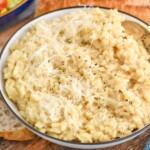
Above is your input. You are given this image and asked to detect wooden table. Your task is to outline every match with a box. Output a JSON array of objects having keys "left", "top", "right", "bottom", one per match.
[{"left": 0, "top": 13, "right": 150, "bottom": 150}]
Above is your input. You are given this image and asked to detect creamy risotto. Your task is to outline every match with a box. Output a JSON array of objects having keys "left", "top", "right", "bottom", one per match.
[{"left": 4, "top": 8, "right": 150, "bottom": 142}]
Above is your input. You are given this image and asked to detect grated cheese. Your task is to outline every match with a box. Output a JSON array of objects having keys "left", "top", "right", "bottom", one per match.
[{"left": 4, "top": 8, "right": 150, "bottom": 142}]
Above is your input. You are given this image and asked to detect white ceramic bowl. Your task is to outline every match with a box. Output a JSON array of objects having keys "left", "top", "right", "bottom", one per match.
[{"left": 0, "top": 6, "right": 149, "bottom": 149}]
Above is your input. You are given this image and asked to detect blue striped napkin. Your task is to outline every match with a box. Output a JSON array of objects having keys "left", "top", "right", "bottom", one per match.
[{"left": 144, "top": 138, "right": 150, "bottom": 150}]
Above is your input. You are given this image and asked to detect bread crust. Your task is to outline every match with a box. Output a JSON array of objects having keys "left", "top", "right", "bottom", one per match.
[
  {"left": 0, "top": 100, "right": 35, "bottom": 141},
  {"left": 35, "top": 0, "right": 150, "bottom": 24},
  {"left": 0, "top": 128, "right": 35, "bottom": 141}
]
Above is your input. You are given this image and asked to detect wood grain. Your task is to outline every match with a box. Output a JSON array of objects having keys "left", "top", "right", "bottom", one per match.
[
  {"left": 35, "top": 0, "right": 150, "bottom": 24},
  {"left": 0, "top": 1, "right": 150, "bottom": 149},
  {"left": 0, "top": 129, "right": 149, "bottom": 150}
]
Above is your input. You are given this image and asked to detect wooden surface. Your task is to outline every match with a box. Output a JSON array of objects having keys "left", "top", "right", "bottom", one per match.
[
  {"left": 0, "top": 4, "right": 150, "bottom": 150},
  {"left": 35, "top": 0, "right": 150, "bottom": 24},
  {"left": 0, "top": 125, "right": 149, "bottom": 150}
]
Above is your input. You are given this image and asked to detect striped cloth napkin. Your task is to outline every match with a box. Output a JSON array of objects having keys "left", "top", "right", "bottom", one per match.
[{"left": 144, "top": 138, "right": 150, "bottom": 150}]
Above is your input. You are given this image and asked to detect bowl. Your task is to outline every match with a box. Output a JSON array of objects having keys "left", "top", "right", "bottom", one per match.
[
  {"left": 0, "top": 6, "right": 149, "bottom": 149},
  {"left": 0, "top": 0, "right": 33, "bottom": 25}
]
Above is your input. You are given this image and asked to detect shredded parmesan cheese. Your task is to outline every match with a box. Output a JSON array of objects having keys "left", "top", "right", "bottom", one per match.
[{"left": 4, "top": 8, "right": 150, "bottom": 142}]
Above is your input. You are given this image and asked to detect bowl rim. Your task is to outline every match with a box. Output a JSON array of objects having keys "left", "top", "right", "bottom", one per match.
[{"left": 0, "top": 6, "right": 150, "bottom": 146}]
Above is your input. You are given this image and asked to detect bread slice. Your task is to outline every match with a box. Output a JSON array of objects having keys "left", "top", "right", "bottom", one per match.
[
  {"left": 35, "top": 0, "right": 150, "bottom": 24},
  {"left": 0, "top": 100, "right": 35, "bottom": 141}
]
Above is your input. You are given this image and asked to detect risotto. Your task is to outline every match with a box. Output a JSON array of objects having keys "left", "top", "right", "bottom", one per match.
[{"left": 3, "top": 8, "right": 150, "bottom": 142}]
